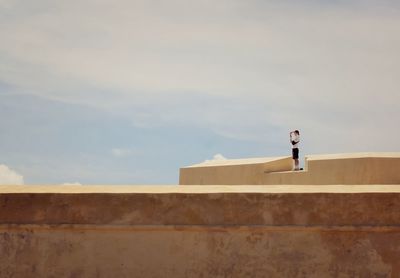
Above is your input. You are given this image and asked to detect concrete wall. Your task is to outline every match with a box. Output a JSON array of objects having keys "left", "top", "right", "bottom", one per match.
[
  {"left": 180, "top": 156, "right": 293, "bottom": 185},
  {"left": 2, "top": 185, "right": 400, "bottom": 277},
  {"left": 263, "top": 154, "right": 400, "bottom": 185},
  {"left": 181, "top": 153, "right": 400, "bottom": 185}
]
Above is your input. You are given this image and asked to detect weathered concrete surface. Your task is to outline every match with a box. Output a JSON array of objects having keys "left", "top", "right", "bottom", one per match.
[
  {"left": 2, "top": 225, "right": 400, "bottom": 277},
  {"left": 1, "top": 185, "right": 400, "bottom": 277},
  {"left": 2, "top": 185, "right": 400, "bottom": 226},
  {"left": 180, "top": 156, "right": 293, "bottom": 185},
  {"left": 181, "top": 152, "right": 400, "bottom": 185}
]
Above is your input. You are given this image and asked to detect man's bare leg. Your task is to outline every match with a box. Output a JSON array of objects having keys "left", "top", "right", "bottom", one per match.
[{"left": 294, "top": 159, "right": 299, "bottom": 170}]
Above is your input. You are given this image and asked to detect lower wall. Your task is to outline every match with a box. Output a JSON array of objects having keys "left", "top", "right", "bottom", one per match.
[
  {"left": 2, "top": 225, "right": 400, "bottom": 278},
  {"left": 1, "top": 185, "right": 400, "bottom": 278}
]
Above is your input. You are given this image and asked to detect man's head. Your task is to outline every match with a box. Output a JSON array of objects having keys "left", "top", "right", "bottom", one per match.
[{"left": 294, "top": 130, "right": 300, "bottom": 135}]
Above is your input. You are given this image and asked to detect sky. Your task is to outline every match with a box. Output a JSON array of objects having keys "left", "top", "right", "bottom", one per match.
[{"left": 0, "top": 0, "right": 399, "bottom": 185}]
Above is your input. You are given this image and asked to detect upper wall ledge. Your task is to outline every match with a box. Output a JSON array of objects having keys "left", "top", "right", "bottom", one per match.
[
  {"left": 306, "top": 152, "right": 400, "bottom": 160},
  {"left": 1, "top": 184, "right": 400, "bottom": 194}
]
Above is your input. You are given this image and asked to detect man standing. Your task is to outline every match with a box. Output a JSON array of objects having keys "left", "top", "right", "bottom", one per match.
[{"left": 290, "top": 130, "right": 300, "bottom": 171}]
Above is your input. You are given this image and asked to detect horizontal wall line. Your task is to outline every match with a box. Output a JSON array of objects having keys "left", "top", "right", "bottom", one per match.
[{"left": 1, "top": 224, "right": 400, "bottom": 233}]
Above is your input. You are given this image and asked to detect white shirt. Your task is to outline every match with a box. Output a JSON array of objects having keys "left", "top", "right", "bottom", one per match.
[{"left": 290, "top": 133, "right": 300, "bottom": 149}]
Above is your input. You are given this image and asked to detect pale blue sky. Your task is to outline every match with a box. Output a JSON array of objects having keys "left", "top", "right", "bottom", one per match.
[{"left": 1, "top": 0, "right": 399, "bottom": 184}]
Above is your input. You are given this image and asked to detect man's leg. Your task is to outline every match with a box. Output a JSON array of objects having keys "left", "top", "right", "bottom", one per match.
[
  {"left": 292, "top": 148, "right": 299, "bottom": 170},
  {"left": 295, "top": 159, "right": 299, "bottom": 170}
]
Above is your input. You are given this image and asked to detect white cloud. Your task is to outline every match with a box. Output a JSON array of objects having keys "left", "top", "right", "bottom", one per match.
[
  {"left": 204, "top": 153, "right": 227, "bottom": 163},
  {"left": 0, "top": 164, "right": 24, "bottom": 185}
]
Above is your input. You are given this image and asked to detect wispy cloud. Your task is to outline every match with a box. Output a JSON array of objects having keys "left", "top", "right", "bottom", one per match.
[{"left": 0, "top": 164, "right": 24, "bottom": 185}]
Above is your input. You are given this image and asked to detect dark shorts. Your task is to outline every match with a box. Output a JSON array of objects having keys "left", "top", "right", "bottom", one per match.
[{"left": 292, "top": 148, "right": 299, "bottom": 159}]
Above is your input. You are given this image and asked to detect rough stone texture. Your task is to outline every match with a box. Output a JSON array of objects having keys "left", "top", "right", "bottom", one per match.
[{"left": 1, "top": 185, "right": 400, "bottom": 277}]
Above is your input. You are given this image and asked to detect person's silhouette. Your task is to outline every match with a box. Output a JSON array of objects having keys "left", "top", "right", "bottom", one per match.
[{"left": 290, "top": 130, "right": 300, "bottom": 170}]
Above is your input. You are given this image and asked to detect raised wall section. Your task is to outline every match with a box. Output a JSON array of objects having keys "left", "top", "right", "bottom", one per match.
[
  {"left": 180, "top": 156, "right": 293, "bottom": 185},
  {"left": 1, "top": 185, "right": 400, "bottom": 277},
  {"left": 180, "top": 153, "right": 400, "bottom": 185}
]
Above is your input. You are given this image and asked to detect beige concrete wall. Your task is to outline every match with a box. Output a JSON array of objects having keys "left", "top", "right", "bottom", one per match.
[
  {"left": 181, "top": 153, "right": 400, "bottom": 185},
  {"left": 180, "top": 156, "right": 293, "bottom": 185},
  {"left": 263, "top": 154, "right": 400, "bottom": 185},
  {"left": 2, "top": 185, "right": 400, "bottom": 277},
  {"left": 3, "top": 225, "right": 400, "bottom": 277}
]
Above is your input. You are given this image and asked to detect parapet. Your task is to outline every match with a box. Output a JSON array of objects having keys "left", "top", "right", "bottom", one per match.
[
  {"left": 1, "top": 185, "right": 400, "bottom": 277},
  {"left": 180, "top": 152, "right": 400, "bottom": 185}
]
